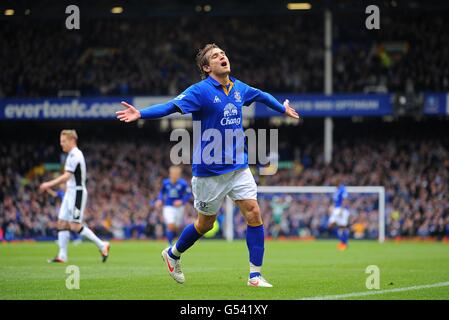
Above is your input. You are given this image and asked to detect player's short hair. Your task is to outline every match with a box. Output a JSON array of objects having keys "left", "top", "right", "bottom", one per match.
[
  {"left": 196, "top": 43, "right": 220, "bottom": 79},
  {"left": 169, "top": 165, "right": 182, "bottom": 173},
  {"left": 60, "top": 129, "right": 78, "bottom": 141}
]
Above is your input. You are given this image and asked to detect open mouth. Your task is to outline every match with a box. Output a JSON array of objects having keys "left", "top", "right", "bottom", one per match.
[{"left": 221, "top": 61, "right": 228, "bottom": 67}]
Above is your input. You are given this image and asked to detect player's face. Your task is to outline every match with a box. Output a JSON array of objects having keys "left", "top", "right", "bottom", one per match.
[
  {"left": 169, "top": 167, "right": 181, "bottom": 181},
  {"left": 60, "top": 135, "right": 72, "bottom": 153},
  {"left": 205, "top": 48, "right": 231, "bottom": 77}
]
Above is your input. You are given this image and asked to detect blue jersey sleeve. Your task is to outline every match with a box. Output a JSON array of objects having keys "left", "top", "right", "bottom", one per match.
[
  {"left": 182, "top": 184, "right": 192, "bottom": 204},
  {"left": 157, "top": 183, "right": 166, "bottom": 201},
  {"left": 140, "top": 101, "right": 180, "bottom": 119},
  {"left": 172, "top": 84, "right": 203, "bottom": 114},
  {"left": 242, "top": 84, "right": 286, "bottom": 114}
]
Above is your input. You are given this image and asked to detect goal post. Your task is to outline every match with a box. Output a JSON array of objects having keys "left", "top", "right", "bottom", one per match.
[{"left": 224, "top": 186, "right": 386, "bottom": 243}]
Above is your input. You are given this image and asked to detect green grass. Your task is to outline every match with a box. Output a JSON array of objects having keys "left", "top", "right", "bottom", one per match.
[{"left": 1, "top": 239, "right": 449, "bottom": 300}]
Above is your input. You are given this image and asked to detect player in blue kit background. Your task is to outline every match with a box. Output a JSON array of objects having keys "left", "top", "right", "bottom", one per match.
[
  {"left": 328, "top": 182, "right": 351, "bottom": 251},
  {"left": 116, "top": 43, "right": 299, "bottom": 287},
  {"left": 155, "top": 166, "right": 191, "bottom": 246}
]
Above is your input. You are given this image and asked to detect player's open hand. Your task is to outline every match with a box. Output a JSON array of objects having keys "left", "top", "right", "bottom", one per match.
[
  {"left": 283, "top": 99, "right": 300, "bottom": 119},
  {"left": 116, "top": 101, "right": 141, "bottom": 122},
  {"left": 173, "top": 200, "right": 183, "bottom": 207},
  {"left": 155, "top": 199, "right": 163, "bottom": 209},
  {"left": 38, "top": 182, "right": 51, "bottom": 193}
]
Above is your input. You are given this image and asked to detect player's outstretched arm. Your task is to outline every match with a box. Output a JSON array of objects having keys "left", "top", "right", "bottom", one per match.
[
  {"left": 244, "top": 87, "right": 300, "bottom": 120},
  {"left": 116, "top": 101, "right": 180, "bottom": 123}
]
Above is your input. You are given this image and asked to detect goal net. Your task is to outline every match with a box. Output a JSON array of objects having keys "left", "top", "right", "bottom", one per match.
[{"left": 223, "top": 186, "right": 386, "bottom": 243}]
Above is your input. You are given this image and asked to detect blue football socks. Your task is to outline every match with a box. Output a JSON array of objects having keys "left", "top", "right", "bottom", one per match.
[
  {"left": 247, "top": 224, "right": 265, "bottom": 278},
  {"left": 168, "top": 223, "right": 202, "bottom": 260}
]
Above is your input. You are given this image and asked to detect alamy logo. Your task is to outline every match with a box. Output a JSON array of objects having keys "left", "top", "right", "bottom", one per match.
[
  {"left": 221, "top": 103, "right": 239, "bottom": 126},
  {"left": 169, "top": 121, "right": 279, "bottom": 175},
  {"left": 213, "top": 96, "right": 221, "bottom": 103}
]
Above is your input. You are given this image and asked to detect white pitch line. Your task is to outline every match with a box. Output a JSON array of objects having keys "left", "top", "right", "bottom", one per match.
[{"left": 300, "top": 281, "right": 449, "bottom": 300}]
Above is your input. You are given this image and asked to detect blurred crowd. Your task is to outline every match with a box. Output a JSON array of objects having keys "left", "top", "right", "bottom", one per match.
[
  {"left": 258, "top": 138, "right": 449, "bottom": 240},
  {"left": 1, "top": 12, "right": 448, "bottom": 98},
  {"left": 1, "top": 122, "right": 448, "bottom": 242}
]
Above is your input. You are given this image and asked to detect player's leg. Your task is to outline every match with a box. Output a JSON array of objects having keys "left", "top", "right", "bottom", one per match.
[
  {"left": 48, "top": 219, "right": 70, "bottom": 263},
  {"left": 166, "top": 223, "right": 176, "bottom": 246},
  {"left": 173, "top": 206, "right": 185, "bottom": 242},
  {"left": 162, "top": 174, "right": 226, "bottom": 284},
  {"left": 170, "top": 212, "right": 215, "bottom": 258},
  {"left": 272, "top": 216, "right": 281, "bottom": 239},
  {"left": 336, "top": 227, "right": 349, "bottom": 250},
  {"left": 168, "top": 174, "right": 224, "bottom": 259},
  {"left": 235, "top": 199, "right": 272, "bottom": 287},
  {"left": 162, "top": 212, "right": 215, "bottom": 284},
  {"left": 48, "top": 193, "right": 71, "bottom": 263},
  {"left": 328, "top": 208, "right": 341, "bottom": 247},
  {"left": 337, "top": 209, "right": 350, "bottom": 250},
  {"left": 69, "top": 189, "right": 110, "bottom": 262},
  {"left": 163, "top": 206, "right": 177, "bottom": 245},
  {"left": 229, "top": 168, "right": 272, "bottom": 287}
]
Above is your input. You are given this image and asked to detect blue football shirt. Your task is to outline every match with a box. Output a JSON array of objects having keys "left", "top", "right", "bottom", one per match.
[
  {"left": 158, "top": 178, "right": 191, "bottom": 206},
  {"left": 333, "top": 184, "right": 348, "bottom": 208},
  {"left": 173, "top": 75, "right": 285, "bottom": 177}
]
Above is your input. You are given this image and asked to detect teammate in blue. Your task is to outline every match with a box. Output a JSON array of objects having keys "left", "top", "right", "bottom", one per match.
[
  {"left": 155, "top": 166, "right": 191, "bottom": 246},
  {"left": 116, "top": 43, "right": 299, "bottom": 287},
  {"left": 328, "top": 181, "right": 350, "bottom": 250}
]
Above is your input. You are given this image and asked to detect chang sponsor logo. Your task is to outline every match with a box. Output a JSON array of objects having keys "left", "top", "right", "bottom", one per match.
[{"left": 220, "top": 103, "right": 240, "bottom": 126}]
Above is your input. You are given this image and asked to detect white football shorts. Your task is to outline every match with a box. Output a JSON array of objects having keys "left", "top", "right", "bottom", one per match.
[
  {"left": 58, "top": 187, "right": 87, "bottom": 223},
  {"left": 191, "top": 167, "right": 257, "bottom": 215},
  {"left": 328, "top": 206, "right": 350, "bottom": 227},
  {"left": 162, "top": 205, "right": 185, "bottom": 227}
]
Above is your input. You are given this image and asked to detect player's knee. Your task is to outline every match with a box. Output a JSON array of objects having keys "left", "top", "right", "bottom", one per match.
[
  {"left": 69, "top": 223, "right": 83, "bottom": 233},
  {"left": 57, "top": 220, "right": 69, "bottom": 231},
  {"left": 197, "top": 222, "right": 214, "bottom": 234},
  {"left": 244, "top": 205, "right": 262, "bottom": 226},
  {"left": 195, "top": 219, "right": 215, "bottom": 234}
]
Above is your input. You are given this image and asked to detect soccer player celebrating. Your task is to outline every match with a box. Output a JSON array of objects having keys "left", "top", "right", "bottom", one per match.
[
  {"left": 39, "top": 130, "right": 110, "bottom": 263},
  {"left": 328, "top": 181, "right": 351, "bottom": 251},
  {"left": 155, "top": 166, "right": 191, "bottom": 246},
  {"left": 116, "top": 44, "right": 299, "bottom": 287}
]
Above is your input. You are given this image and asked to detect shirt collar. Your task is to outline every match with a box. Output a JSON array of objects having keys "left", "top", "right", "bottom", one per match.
[{"left": 206, "top": 75, "right": 236, "bottom": 87}]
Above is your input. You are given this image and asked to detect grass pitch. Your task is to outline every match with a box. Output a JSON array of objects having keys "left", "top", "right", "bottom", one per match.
[{"left": 1, "top": 239, "right": 448, "bottom": 300}]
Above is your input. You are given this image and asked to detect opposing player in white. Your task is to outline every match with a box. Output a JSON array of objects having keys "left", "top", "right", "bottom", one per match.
[
  {"left": 328, "top": 182, "right": 351, "bottom": 250},
  {"left": 116, "top": 44, "right": 299, "bottom": 287},
  {"left": 39, "top": 130, "right": 110, "bottom": 263}
]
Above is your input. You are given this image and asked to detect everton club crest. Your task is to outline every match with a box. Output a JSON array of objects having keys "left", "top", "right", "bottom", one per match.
[{"left": 234, "top": 91, "right": 242, "bottom": 103}]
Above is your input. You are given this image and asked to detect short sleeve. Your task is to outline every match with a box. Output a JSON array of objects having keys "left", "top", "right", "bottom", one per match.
[
  {"left": 172, "top": 84, "right": 203, "bottom": 114},
  {"left": 64, "top": 153, "right": 78, "bottom": 173}
]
